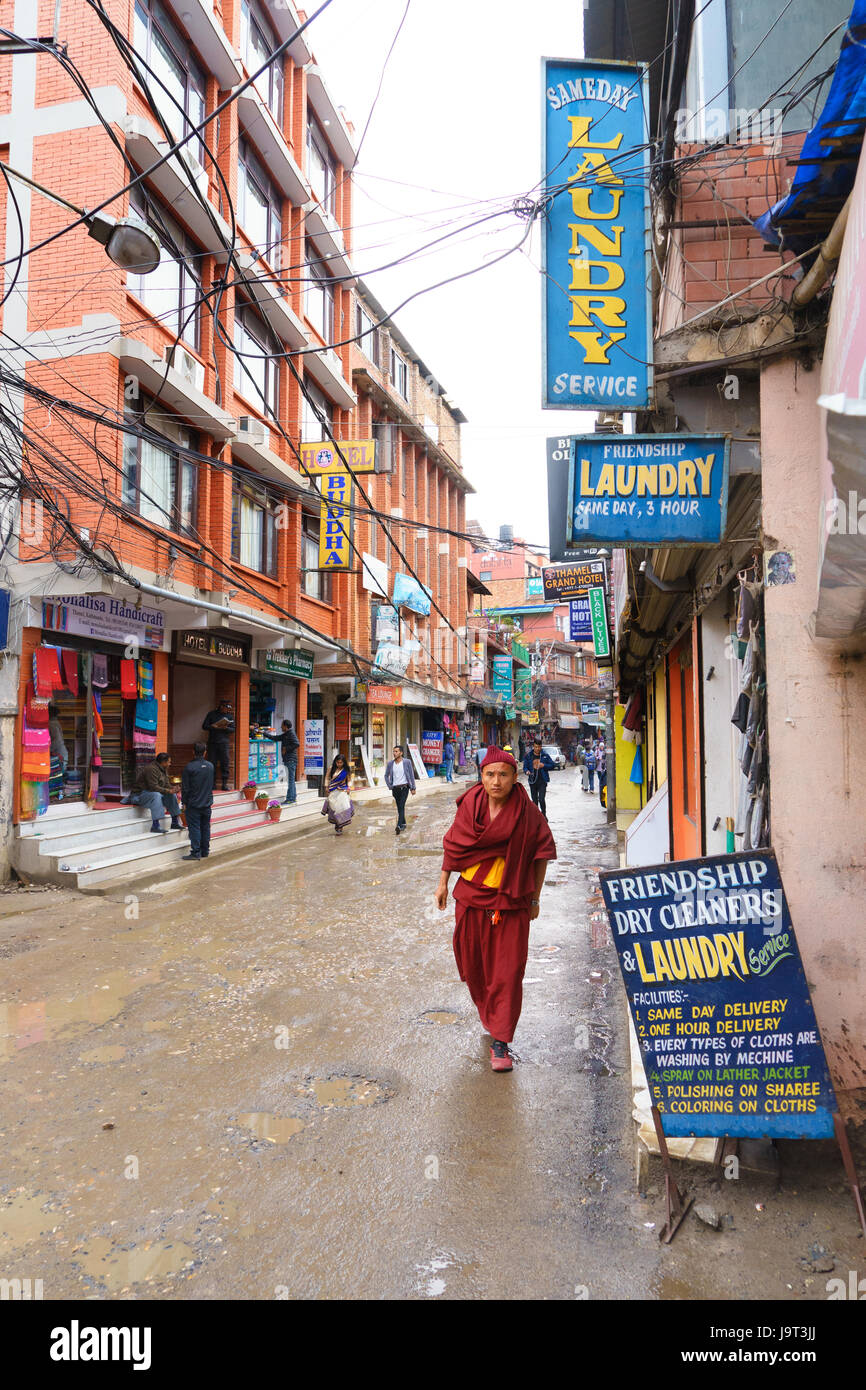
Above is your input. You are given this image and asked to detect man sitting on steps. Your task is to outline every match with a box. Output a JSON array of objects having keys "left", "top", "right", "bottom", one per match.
[{"left": 130, "top": 752, "right": 183, "bottom": 834}]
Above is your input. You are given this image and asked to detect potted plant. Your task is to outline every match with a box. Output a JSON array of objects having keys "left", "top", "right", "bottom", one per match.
[
  {"left": 254, "top": 790, "right": 269, "bottom": 810},
  {"left": 242, "top": 781, "right": 257, "bottom": 801},
  {"left": 266, "top": 799, "right": 282, "bottom": 822}
]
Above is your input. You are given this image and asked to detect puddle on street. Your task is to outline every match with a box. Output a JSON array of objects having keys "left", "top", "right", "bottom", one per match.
[
  {"left": 74, "top": 1235, "right": 195, "bottom": 1291},
  {"left": 0, "top": 967, "right": 162, "bottom": 1062},
  {"left": 0, "top": 1192, "right": 58, "bottom": 1252},
  {"left": 238, "top": 1112, "right": 305, "bottom": 1143},
  {"left": 652, "top": 1272, "right": 698, "bottom": 1300},
  {"left": 418, "top": 1011, "right": 459, "bottom": 1025},
  {"left": 300, "top": 1075, "right": 393, "bottom": 1109},
  {"left": 79, "top": 1044, "right": 127, "bottom": 1064}
]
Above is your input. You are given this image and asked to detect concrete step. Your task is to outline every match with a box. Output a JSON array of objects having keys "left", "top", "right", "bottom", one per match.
[{"left": 74, "top": 801, "right": 326, "bottom": 889}]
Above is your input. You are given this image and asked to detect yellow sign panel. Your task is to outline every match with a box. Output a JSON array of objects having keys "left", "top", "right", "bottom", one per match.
[
  {"left": 318, "top": 470, "right": 353, "bottom": 570},
  {"left": 301, "top": 440, "right": 376, "bottom": 474}
]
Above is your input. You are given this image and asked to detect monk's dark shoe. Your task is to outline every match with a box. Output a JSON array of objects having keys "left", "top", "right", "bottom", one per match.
[{"left": 490, "top": 1040, "right": 513, "bottom": 1072}]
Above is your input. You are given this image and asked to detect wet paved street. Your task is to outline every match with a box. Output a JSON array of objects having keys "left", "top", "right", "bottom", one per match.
[{"left": 1, "top": 770, "right": 862, "bottom": 1300}]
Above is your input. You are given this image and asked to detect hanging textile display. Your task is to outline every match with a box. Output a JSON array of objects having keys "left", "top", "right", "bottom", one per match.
[
  {"left": 134, "top": 698, "right": 158, "bottom": 734},
  {"left": 20, "top": 779, "right": 49, "bottom": 818},
  {"left": 24, "top": 681, "right": 49, "bottom": 725},
  {"left": 120, "top": 658, "right": 138, "bottom": 699},
  {"left": 137, "top": 660, "right": 154, "bottom": 699},
  {"left": 60, "top": 649, "right": 80, "bottom": 696},
  {"left": 34, "top": 646, "right": 62, "bottom": 697},
  {"left": 92, "top": 654, "right": 108, "bottom": 688}
]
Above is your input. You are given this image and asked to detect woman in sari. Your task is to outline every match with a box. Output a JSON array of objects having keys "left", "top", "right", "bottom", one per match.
[{"left": 321, "top": 753, "right": 354, "bottom": 834}]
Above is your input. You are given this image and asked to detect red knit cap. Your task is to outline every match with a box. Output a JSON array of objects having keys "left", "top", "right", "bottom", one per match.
[{"left": 480, "top": 745, "right": 517, "bottom": 770}]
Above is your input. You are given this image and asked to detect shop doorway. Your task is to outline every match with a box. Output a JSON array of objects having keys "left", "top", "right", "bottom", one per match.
[{"left": 170, "top": 665, "right": 239, "bottom": 786}]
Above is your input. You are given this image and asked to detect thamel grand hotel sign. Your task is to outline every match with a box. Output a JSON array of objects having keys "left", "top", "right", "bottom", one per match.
[{"left": 542, "top": 58, "right": 652, "bottom": 409}]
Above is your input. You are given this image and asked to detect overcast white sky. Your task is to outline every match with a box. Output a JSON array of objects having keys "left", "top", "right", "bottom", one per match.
[{"left": 307, "top": 0, "right": 596, "bottom": 553}]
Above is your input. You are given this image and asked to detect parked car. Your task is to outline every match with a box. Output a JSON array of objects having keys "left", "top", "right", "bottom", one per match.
[{"left": 542, "top": 744, "right": 567, "bottom": 771}]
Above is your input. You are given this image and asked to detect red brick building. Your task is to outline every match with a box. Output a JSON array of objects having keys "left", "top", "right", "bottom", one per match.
[{"left": 2, "top": 1, "right": 472, "bottom": 850}]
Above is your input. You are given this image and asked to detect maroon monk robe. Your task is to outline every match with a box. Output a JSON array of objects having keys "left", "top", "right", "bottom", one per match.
[{"left": 442, "top": 781, "right": 557, "bottom": 1042}]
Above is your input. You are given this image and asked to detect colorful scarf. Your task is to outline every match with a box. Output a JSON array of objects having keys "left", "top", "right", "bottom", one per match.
[
  {"left": 61, "top": 648, "right": 80, "bottom": 696},
  {"left": 120, "top": 659, "right": 138, "bottom": 699}
]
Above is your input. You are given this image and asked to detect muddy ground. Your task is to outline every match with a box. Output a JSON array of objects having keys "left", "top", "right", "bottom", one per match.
[{"left": 0, "top": 769, "right": 863, "bottom": 1300}]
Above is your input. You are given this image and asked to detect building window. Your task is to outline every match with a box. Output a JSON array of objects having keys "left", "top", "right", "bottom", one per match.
[
  {"left": 557, "top": 654, "right": 571, "bottom": 674},
  {"left": 240, "top": 0, "right": 283, "bottom": 124},
  {"left": 238, "top": 143, "right": 282, "bottom": 266},
  {"left": 301, "top": 511, "right": 332, "bottom": 602},
  {"left": 307, "top": 117, "right": 336, "bottom": 214},
  {"left": 231, "top": 480, "right": 278, "bottom": 575},
  {"left": 479, "top": 571, "right": 492, "bottom": 582},
  {"left": 373, "top": 418, "right": 393, "bottom": 472},
  {"left": 233, "top": 300, "right": 280, "bottom": 415},
  {"left": 133, "top": 0, "right": 206, "bottom": 165},
  {"left": 356, "top": 302, "right": 379, "bottom": 364},
  {"left": 127, "top": 190, "right": 203, "bottom": 351},
  {"left": 305, "top": 244, "right": 335, "bottom": 343},
  {"left": 301, "top": 380, "right": 333, "bottom": 442},
  {"left": 390, "top": 347, "right": 408, "bottom": 399},
  {"left": 123, "top": 396, "right": 197, "bottom": 534}
]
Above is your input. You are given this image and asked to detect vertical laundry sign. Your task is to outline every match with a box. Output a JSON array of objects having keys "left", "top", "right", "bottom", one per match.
[{"left": 542, "top": 58, "right": 652, "bottom": 410}]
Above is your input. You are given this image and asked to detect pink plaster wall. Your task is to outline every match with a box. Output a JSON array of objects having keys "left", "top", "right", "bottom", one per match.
[{"left": 761, "top": 357, "right": 866, "bottom": 1099}]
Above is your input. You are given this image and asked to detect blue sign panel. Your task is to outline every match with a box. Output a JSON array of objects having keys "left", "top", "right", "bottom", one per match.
[
  {"left": 491, "top": 655, "right": 513, "bottom": 699},
  {"left": 600, "top": 851, "right": 838, "bottom": 1140},
  {"left": 542, "top": 58, "right": 652, "bottom": 409},
  {"left": 0, "top": 589, "right": 9, "bottom": 650},
  {"left": 568, "top": 434, "right": 729, "bottom": 547},
  {"left": 569, "top": 596, "right": 592, "bottom": 640}
]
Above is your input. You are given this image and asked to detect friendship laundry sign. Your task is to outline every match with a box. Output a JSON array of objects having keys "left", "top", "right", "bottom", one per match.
[
  {"left": 568, "top": 434, "right": 730, "bottom": 546},
  {"left": 599, "top": 851, "right": 838, "bottom": 1140},
  {"left": 542, "top": 58, "right": 652, "bottom": 409}
]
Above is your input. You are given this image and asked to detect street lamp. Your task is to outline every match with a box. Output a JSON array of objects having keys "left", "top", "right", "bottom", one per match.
[{"left": 4, "top": 165, "right": 161, "bottom": 274}]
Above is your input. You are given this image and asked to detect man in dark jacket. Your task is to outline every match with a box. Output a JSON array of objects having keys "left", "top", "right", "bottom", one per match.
[
  {"left": 273, "top": 719, "right": 300, "bottom": 805},
  {"left": 131, "top": 752, "right": 183, "bottom": 833},
  {"left": 202, "top": 700, "right": 235, "bottom": 790},
  {"left": 182, "top": 742, "right": 214, "bottom": 861},
  {"left": 522, "top": 738, "right": 554, "bottom": 820}
]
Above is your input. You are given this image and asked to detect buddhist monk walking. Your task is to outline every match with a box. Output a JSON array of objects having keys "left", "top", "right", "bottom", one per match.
[{"left": 434, "top": 747, "right": 557, "bottom": 1071}]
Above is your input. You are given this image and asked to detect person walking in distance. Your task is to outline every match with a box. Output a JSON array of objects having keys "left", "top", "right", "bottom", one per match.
[
  {"left": 442, "top": 736, "right": 455, "bottom": 783},
  {"left": 202, "top": 699, "right": 235, "bottom": 791},
  {"left": 596, "top": 737, "right": 608, "bottom": 806},
  {"left": 577, "top": 742, "right": 590, "bottom": 793},
  {"left": 384, "top": 744, "right": 416, "bottom": 834},
  {"left": 523, "top": 737, "right": 554, "bottom": 820},
  {"left": 181, "top": 742, "right": 214, "bottom": 861},
  {"left": 321, "top": 753, "right": 354, "bottom": 835},
  {"left": 271, "top": 718, "right": 300, "bottom": 804},
  {"left": 584, "top": 740, "right": 596, "bottom": 792},
  {"left": 435, "top": 747, "right": 557, "bottom": 1071}
]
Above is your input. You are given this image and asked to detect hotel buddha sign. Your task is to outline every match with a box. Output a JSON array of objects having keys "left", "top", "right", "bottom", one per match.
[{"left": 542, "top": 58, "right": 652, "bottom": 410}]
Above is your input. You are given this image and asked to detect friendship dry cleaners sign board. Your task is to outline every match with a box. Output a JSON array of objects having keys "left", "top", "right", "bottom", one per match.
[
  {"left": 600, "top": 851, "right": 838, "bottom": 1140},
  {"left": 542, "top": 58, "right": 652, "bottom": 410},
  {"left": 568, "top": 434, "right": 730, "bottom": 547}
]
